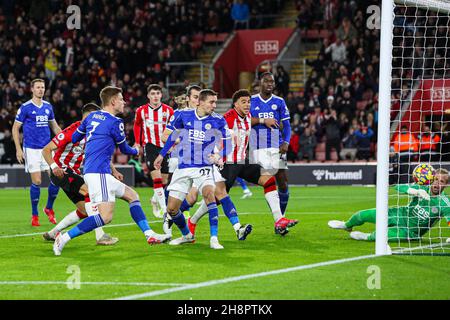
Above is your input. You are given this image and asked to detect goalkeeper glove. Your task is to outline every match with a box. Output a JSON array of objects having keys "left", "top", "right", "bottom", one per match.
[{"left": 407, "top": 188, "right": 430, "bottom": 201}]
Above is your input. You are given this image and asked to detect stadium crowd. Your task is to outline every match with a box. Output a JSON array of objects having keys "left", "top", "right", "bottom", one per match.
[
  {"left": 0, "top": 0, "right": 283, "bottom": 164},
  {"left": 281, "top": 0, "right": 449, "bottom": 163},
  {"left": 1, "top": 0, "right": 449, "bottom": 165}
]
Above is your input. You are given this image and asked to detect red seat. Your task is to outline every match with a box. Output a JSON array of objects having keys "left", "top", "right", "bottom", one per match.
[{"left": 192, "top": 33, "right": 204, "bottom": 42}]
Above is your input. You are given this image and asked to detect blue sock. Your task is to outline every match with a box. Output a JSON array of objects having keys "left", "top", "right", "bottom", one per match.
[
  {"left": 207, "top": 202, "right": 219, "bottom": 237},
  {"left": 172, "top": 210, "right": 190, "bottom": 236},
  {"left": 236, "top": 177, "right": 249, "bottom": 191},
  {"left": 164, "top": 187, "right": 169, "bottom": 205},
  {"left": 46, "top": 182, "right": 59, "bottom": 209},
  {"left": 220, "top": 196, "right": 239, "bottom": 226},
  {"left": 30, "top": 184, "right": 40, "bottom": 216},
  {"left": 278, "top": 187, "right": 289, "bottom": 216},
  {"left": 130, "top": 200, "right": 151, "bottom": 233},
  {"left": 68, "top": 214, "right": 104, "bottom": 239},
  {"left": 179, "top": 199, "right": 192, "bottom": 213}
]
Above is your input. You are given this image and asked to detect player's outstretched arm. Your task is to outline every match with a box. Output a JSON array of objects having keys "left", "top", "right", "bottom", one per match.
[
  {"left": 395, "top": 184, "right": 430, "bottom": 200},
  {"left": 42, "top": 141, "right": 65, "bottom": 178},
  {"left": 118, "top": 141, "right": 139, "bottom": 156},
  {"left": 12, "top": 121, "right": 23, "bottom": 164},
  {"left": 72, "top": 127, "right": 85, "bottom": 143}
]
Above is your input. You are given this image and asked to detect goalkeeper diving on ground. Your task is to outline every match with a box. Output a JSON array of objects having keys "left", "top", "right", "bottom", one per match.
[{"left": 328, "top": 168, "right": 450, "bottom": 242}]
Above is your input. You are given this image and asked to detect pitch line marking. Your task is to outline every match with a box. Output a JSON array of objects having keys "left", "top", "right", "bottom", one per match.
[
  {"left": 112, "top": 254, "right": 379, "bottom": 300},
  {"left": 0, "top": 212, "right": 350, "bottom": 240},
  {"left": 0, "top": 281, "right": 189, "bottom": 287}
]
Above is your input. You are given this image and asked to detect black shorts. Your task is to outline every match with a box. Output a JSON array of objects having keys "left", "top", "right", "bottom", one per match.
[
  {"left": 145, "top": 143, "right": 169, "bottom": 173},
  {"left": 50, "top": 170, "right": 85, "bottom": 204},
  {"left": 220, "top": 163, "right": 262, "bottom": 192}
]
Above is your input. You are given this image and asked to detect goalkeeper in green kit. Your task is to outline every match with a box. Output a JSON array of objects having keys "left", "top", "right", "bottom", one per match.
[{"left": 328, "top": 169, "right": 450, "bottom": 242}]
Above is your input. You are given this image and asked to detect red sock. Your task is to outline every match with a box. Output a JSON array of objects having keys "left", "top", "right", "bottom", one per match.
[
  {"left": 153, "top": 178, "right": 163, "bottom": 189},
  {"left": 76, "top": 209, "right": 88, "bottom": 219},
  {"left": 263, "top": 177, "right": 277, "bottom": 193}
]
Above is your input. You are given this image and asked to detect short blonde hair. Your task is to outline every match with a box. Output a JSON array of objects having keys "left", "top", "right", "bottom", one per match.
[{"left": 100, "top": 86, "right": 122, "bottom": 107}]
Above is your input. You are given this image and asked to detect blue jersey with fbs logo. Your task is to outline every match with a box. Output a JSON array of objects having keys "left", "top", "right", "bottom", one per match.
[
  {"left": 76, "top": 110, "right": 129, "bottom": 174},
  {"left": 15, "top": 100, "right": 55, "bottom": 149},
  {"left": 250, "top": 94, "right": 290, "bottom": 149},
  {"left": 165, "top": 109, "right": 231, "bottom": 169}
]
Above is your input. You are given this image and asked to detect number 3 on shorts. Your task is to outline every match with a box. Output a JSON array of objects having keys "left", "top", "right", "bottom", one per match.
[{"left": 87, "top": 121, "right": 100, "bottom": 141}]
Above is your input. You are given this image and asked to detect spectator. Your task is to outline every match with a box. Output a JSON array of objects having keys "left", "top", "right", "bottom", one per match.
[
  {"left": 231, "top": 0, "right": 250, "bottom": 29},
  {"left": 324, "top": 109, "right": 342, "bottom": 161},
  {"left": 288, "top": 129, "right": 300, "bottom": 162},
  {"left": 0, "top": 129, "right": 15, "bottom": 164},
  {"left": 298, "top": 126, "right": 317, "bottom": 162},
  {"left": 336, "top": 17, "right": 358, "bottom": 42},
  {"left": 340, "top": 127, "right": 358, "bottom": 161},
  {"left": 418, "top": 125, "right": 441, "bottom": 162},
  {"left": 128, "top": 156, "right": 152, "bottom": 187},
  {"left": 355, "top": 126, "right": 374, "bottom": 161},
  {"left": 325, "top": 37, "right": 347, "bottom": 64},
  {"left": 275, "top": 65, "right": 290, "bottom": 98}
]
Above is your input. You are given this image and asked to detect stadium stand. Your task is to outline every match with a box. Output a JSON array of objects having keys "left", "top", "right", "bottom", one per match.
[{"left": 0, "top": 0, "right": 285, "bottom": 164}]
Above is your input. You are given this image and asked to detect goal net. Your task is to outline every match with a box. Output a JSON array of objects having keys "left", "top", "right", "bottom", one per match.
[{"left": 378, "top": 0, "right": 450, "bottom": 255}]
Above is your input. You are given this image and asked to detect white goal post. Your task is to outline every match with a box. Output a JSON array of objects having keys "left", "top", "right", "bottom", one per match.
[{"left": 377, "top": 0, "right": 450, "bottom": 255}]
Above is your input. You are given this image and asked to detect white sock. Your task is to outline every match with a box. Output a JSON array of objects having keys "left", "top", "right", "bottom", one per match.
[
  {"left": 265, "top": 190, "right": 283, "bottom": 222},
  {"left": 144, "top": 229, "right": 155, "bottom": 238},
  {"left": 233, "top": 223, "right": 241, "bottom": 231},
  {"left": 86, "top": 201, "right": 105, "bottom": 240},
  {"left": 61, "top": 232, "right": 71, "bottom": 242},
  {"left": 154, "top": 187, "right": 167, "bottom": 212},
  {"left": 190, "top": 200, "right": 209, "bottom": 224},
  {"left": 49, "top": 210, "right": 80, "bottom": 237}
]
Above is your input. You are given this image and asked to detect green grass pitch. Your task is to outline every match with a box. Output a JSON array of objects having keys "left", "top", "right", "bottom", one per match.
[{"left": 0, "top": 186, "right": 449, "bottom": 300}]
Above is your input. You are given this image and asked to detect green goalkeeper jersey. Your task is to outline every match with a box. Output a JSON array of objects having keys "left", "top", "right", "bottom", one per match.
[{"left": 394, "top": 184, "right": 450, "bottom": 236}]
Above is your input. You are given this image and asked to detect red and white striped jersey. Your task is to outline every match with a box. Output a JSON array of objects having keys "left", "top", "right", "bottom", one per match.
[
  {"left": 133, "top": 103, "right": 174, "bottom": 148},
  {"left": 223, "top": 108, "right": 251, "bottom": 163},
  {"left": 52, "top": 121, "right": 85, "bottom": 174}
]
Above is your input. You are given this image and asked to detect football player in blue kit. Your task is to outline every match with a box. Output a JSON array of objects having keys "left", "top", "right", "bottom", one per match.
[
  {"left": 154, "top": 89, "right": 232, "bottom": 249},
  {"left": 250, "top": 72, "right": 298, "bottom": 234},
  {"left": 12, "top": 78, "right": 61, "bottom": 226},
  {"left": 53, "top": 86, "right": 170, "bottom": 255}
]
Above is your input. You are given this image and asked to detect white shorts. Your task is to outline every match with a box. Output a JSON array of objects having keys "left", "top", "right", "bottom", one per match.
[
  {"left": 250, "top": 148, "right": 288, "bottom": 173},
  {"left": 24, "top": 147, "right": 50, "bottom": 173},
  {"left": 167, "top": 166, "right": 216, "bottom": 200},
  {"left": 84, "top": 173, "right": 126, "bottom": 203},
  {"left": 168, "top": 157, "right": 178, "bottom": 173},
  {"left": 212, "top": 165, "right": 226, "bottom": 183}
]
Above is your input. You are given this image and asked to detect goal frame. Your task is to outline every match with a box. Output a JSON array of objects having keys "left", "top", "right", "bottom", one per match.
[{"left": 376, "top": 0, "right": 450, "bottom": 255}]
